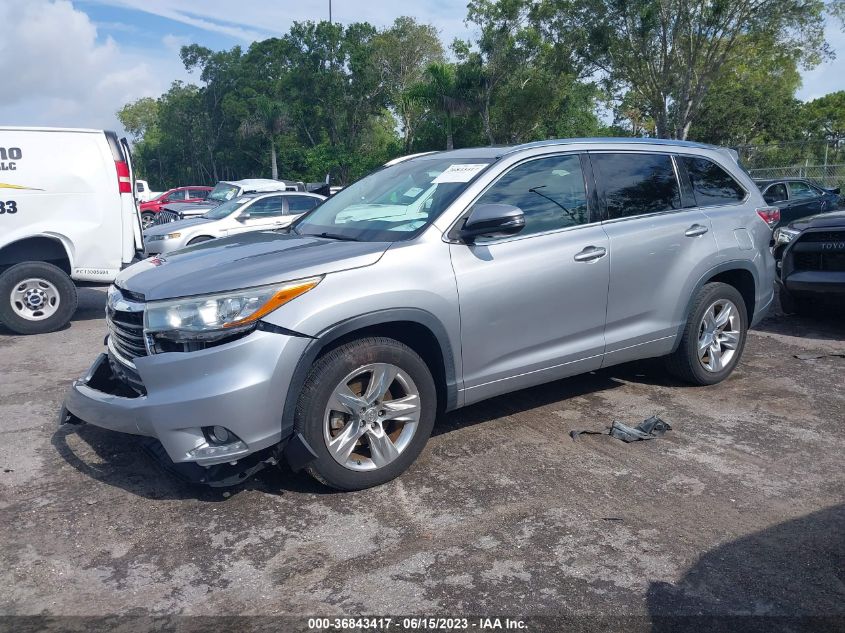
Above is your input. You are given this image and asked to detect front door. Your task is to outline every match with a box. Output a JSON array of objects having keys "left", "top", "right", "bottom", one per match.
[
  {"left": 449, "top": 153, "right": 610, "bottom": 405},
  {"left": 225, "top": 195, "right": 285, "bottom": 236}
]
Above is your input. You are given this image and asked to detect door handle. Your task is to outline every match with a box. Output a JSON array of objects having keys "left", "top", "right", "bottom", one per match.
[
  {"left": 685, "top": 224, "right": 709, "bottom": 237},
  {"left": 573, "top": 246, "right": 607, "bottom": 262}
]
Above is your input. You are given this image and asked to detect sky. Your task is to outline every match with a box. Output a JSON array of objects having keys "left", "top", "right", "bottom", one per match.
[{"left": 0, "top": 0, "right": 843, "bottom": 136}]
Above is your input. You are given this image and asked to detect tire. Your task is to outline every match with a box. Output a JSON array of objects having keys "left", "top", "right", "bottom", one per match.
[
  {"left": 0, "top": 262, "right": 78, "bottom": 335},
  {"left": 294, "top": 337, "right": 437, "bottom": 491},
  {"left": 665, "top": 282, "right": 748, "bottom": 386},
  {"left": 141, "top": 211, "right": 156, "bottom": 230},
  {"left": 187, "top": 236, "right": 213, "bottom": 246}
]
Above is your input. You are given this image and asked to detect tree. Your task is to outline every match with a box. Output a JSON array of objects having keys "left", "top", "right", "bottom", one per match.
[
  {"left": 411, "top": 62, "right": 469, "bottom": 150},
  {"left": 802, "top": 91, "right": 845, "bottom": 146},
  {"left": 238, "top": 96, "right": 288, "bottom": 180},
  {"left": 117, "top": 97, "right": 159, "bottom": 143},
  {"left": 533, "top": 0, "right": 838, "bottom": 139},
  {"left": 372, "top": 17, "right": 444, "bottom": 152}
]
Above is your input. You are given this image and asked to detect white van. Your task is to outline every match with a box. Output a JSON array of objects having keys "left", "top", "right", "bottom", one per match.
[{"left": 0, "top": 127, "right": 143, "bottom": 334}]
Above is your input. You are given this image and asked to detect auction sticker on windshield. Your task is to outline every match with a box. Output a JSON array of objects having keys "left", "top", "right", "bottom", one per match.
[{"left": 432, "top": 164, "right": 488, "bottom": 183}]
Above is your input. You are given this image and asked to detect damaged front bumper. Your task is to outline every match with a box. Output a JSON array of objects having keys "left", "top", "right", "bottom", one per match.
[{"left": 62, "top": 329, "right": 316, "bottom": 484}]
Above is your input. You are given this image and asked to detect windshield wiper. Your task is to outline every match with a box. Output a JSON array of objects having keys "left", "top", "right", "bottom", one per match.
[{"left": 312, "top": 231, "right": 360, "bottom": 242}]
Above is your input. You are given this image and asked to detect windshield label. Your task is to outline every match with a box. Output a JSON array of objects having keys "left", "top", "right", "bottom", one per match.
[{"left": 432, "top": 163, "right": 488, "bottom": 183}]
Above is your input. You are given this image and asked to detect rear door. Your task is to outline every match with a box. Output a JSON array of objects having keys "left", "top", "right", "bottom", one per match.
[
  {"left": 449, "top": 153, "right": 610, "bottom": 404},
  {"left": 118, "top": 135, "right": 144, "bottom": 260},
  {"left": 590, "top": 152, "right": 720, "bottom": 366},
  {"left": 285, "top": 194, "right": 322, "bottom": 223}
]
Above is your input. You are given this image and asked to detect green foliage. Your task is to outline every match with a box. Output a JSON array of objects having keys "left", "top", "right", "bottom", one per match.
[{"left": 120, "top": 4, "right": 845, "bottom": 190}]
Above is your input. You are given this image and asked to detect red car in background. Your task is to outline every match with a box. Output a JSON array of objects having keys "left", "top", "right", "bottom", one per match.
[{"left": 139, "top": 186, "right": 212, "bottom": 228}]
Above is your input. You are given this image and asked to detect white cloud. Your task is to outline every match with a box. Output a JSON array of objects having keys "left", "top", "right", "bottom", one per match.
[
  {"left": 89, "top": 0, "right": 472, "bottom": 45},
  {"left": 797, "top": 22, "right": 845, "bottom": 102},
  {"left": 0, "top": 0, "right": 187, "bottom": 133}
]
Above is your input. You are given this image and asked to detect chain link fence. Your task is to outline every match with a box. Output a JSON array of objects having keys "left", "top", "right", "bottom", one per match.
[{"left": 736, "top": 141, "right": 845, "bottom": 188}]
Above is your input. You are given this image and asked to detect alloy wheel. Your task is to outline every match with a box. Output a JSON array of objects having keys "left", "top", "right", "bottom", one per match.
[
  {"left": 323, "top": 363, "right": 421, "bottom": 471},
  {"left": 697, "top": 299, "right": 741, "bottom": 372}
]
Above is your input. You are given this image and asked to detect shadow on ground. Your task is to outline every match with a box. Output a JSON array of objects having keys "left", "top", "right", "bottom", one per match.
[{"left": 647, "top": 503, "right": 845, "bottom": 632}]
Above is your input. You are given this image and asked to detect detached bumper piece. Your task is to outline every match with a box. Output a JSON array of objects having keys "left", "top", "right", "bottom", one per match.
[{"left": 140, "top": 438, "right": 279, "bottom": 487}]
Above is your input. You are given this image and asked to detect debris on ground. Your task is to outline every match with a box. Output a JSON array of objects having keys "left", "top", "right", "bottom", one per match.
[
  {"left": 570, "top": 415, "right": 672, "bottom": 443},
  {"left": 794, "top": 352, "right": 845, "bottom": 360}
]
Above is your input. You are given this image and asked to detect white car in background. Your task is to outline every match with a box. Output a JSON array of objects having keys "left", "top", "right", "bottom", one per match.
[{"left": 143, "top": 191, "right": 325, "bottom": 256}]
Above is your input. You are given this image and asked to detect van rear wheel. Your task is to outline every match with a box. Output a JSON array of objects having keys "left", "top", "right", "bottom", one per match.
[{"left": 0, "top": 262, "right": 78, "bottom": 334}]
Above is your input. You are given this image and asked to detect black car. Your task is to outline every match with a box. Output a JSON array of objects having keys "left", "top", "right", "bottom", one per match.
[
  {"left": 755, "top": 178, "right": 840, "bottom": 227},
  {"left": 773, "top": 210, "right": 845, "bottom": 313}
]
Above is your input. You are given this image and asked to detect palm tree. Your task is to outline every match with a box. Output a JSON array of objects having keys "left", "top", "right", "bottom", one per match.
[
  {"left": 411, "top": 63, "right": 468, "bottom": 151},
  {"left": 239, "top": 96, "right": 288, "bottom": 179}
]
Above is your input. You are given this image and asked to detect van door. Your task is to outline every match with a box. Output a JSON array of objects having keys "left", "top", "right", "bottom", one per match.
[
  {"left": 119, "top": 136, "right": 144, "bottom": 256},
  {"left": 449, "top": 153, "right": 609, "bottom": 405},
  {"left": 590, "top": 152, "right": 720, "bottom": 366}
]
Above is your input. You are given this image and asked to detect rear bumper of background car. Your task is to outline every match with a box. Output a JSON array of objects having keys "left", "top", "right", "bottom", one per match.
[{"left": 63, "top": 329, "right": 310, "bottom": 468}]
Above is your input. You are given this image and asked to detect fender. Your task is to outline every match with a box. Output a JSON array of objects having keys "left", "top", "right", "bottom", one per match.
[
  {"left": 671, "top": 259, "right": 760, "bottom": 352},
  {"left": 0, "top": 232, "right": 74, "bottom": 270},
  {"left": 279, "top": 308, "right": 460, "bottom": 439}
]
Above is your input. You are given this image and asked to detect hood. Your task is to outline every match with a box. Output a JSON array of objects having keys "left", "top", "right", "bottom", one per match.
[
  {"left": 143, "top": 216, "right": 213, "bottom": 237},
  {"left": 162, "top": 201, "right": 219, "bottom": 213},
  {"left": 116, "top": 231, "right": 390, "bottom": 301},
  {"left": 789, "top": 210, "right": 845, "bottom": 231}
]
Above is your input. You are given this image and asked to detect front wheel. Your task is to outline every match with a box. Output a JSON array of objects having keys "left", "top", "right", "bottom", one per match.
[
  {"left": 665, "top": 282, "right": 748, "bottom": 385},
  {"left": 294, "top": 337, "right": 437, "bottom": 490},
  {"left": 0, "top": 262, "right": 78, "bottom": 334},
  {"left": 141, "top": 211, "right": 156, "bottom": 229}
]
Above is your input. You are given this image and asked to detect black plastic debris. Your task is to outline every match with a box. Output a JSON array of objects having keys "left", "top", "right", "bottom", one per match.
[{"left": 570, "top": 415, "right": 672, "bottom": 443}]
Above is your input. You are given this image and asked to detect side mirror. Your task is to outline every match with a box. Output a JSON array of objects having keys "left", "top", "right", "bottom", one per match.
[
  {"left": 830, "top": 187, "right": 841, "bottom": 195},
  {"left": 459, "top": 204, "right": 525, "bottom": 242},
  {"left": 237, "top": 211, "right": 251, "bottom": 222}
]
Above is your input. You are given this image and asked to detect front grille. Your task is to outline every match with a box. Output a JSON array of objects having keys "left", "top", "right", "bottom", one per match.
[
  {"left": 792, "top": 229, "right": 845, "bottom": 271},
  {"left": 106, "top": 294, "right": 147, "bottom": 366},
  {"left": 154, "top": 210, "right": 180, "bottom": 225},
  {"left": 796, "top": 230, "right": 845, "bottom": 243},
  {"left": 794, "top": 252, "right": 845, "bottom": 272}
]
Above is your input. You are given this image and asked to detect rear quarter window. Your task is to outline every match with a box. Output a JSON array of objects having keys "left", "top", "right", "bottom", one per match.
[{"left": 681, "top": 156, "right": 746, "bottom": 207}]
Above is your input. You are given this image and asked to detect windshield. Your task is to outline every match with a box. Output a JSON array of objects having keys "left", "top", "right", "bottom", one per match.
[
  {"left": 207, "top": 182, "right": 240, "bottom": 202},
  {"left": 203, "top": 197, "right": 250, "bottom": 220},
  {"left": 292, "top": 157, "right": 494, "bottom": 242}
]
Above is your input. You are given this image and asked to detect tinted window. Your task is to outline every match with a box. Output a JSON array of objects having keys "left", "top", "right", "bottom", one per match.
[
  {"left": 189, "top": 188, "right": 209, "bottom": 200},
  {"left": 681, "top": 157, "right": 746, "bottom": 206},
  {"left": 287, "top": 195, "right": 320, "bottom": 212},
  {"left": 763, "top": 183, "right": 788, "bottom": 204},
  {"left": 473, "top": 154, "right": 589, "bottom": 239},
  {"left": 167, "top": 190, "right": 187, "bottom": 201},
  {"left": 789, "top": 181, "right": 816, "bottom": 199},
  {"left": 247, "top": 196, "right": 283, "bottom": 217},
  {"left": 592, "top": 153, "right": 680, "bottom": 219}
]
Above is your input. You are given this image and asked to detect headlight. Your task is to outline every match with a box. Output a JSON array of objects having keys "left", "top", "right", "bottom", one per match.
[
  {"left": 164, "top": 232, "right": 181, "bottom": 239},
  {"left": 774, "top": 227, "right": 800, "bottom": 246},
  {"left": 144, "top": 277, "right": 321, "bottom": 342}
]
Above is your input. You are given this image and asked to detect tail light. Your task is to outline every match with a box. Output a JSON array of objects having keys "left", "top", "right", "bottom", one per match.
[
  {"left": 756, "top": 207, "right": 780, "bottom": 228},
  {"left": 115, "top": 160, "right": 132, "bottom": 194}
]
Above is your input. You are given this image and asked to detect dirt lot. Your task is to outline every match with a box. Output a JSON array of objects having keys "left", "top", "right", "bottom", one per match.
[{"left": 1, "top": 287, "right": 843, "bottom": 629}]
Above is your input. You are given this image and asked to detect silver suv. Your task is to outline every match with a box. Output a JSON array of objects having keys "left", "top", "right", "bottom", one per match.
[{"left": 64, "top": 139, "right": 777, "bottom": 490}]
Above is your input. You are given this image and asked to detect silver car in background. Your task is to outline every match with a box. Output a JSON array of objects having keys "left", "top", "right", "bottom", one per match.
[
  {"left": 64, "top": 138, "right": 777, "bottom": 491},
  {"left": 143, "top": 191, "right": 325, "bottom": 256}
]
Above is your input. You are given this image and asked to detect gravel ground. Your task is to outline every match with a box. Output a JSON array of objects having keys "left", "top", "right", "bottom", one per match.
[{"left": 1, "top": 287, "right": 843, "bottom": 630}]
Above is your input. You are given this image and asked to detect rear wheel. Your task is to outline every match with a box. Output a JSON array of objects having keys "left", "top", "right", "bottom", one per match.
[
  {"left": 666, "top": 282, "right": 747, "bottom": 385},
  {"left": 141, "top": 211, "right": 156, "bottom": 229},
  {"left": 0, "top": 262, "right": 78, "bottom": 334},
  {"left": 294, "top": 337, "right": 436, "bottom": 490}
]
